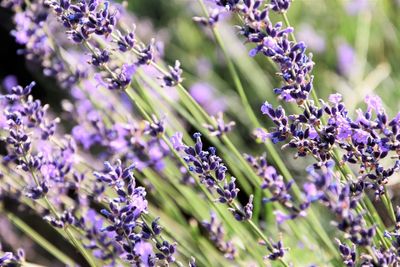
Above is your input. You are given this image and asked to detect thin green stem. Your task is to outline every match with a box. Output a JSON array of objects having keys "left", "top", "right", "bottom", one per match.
[
  {"left": 42, "top": 197, "right": 97, "bottom": 266},
  {"left": 125, "top": 91, "right": 284, "bottom": 264},
  {"left": 282, "top": 10, "right": 394, "bottom": 248},
  {"left": 6, "top": 212, "right": 76, "bottom": 266},
  {"left": 22, "top": 152, "right": 96, "bottom": 267},
  {"left": 196, "top": 0, "right": 338, "bottom": 258}
]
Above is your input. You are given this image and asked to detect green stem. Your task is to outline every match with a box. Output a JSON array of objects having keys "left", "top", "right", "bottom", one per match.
[
  {"left": 247, "top": 220, "right": 289, "bottom": 267},
  {"left": 6, "top": 212, "right": 76, "bottom": 265},
  {"left": 42, "top": 197, "right": 97, "bottom": 266},
  {"left": 282, "top": 10, "right": 393, "bottom": 246},
  {"left": 197, "top": 0, "right": 338, "bottom": 258},
  {"left": 383, "top": 191, "right": 396, "bottom": 223},
  {"left": 22, "top": 152, "right": 96, "bottom": 267},
  {"left": 125, "top": 91, "right": 280, "bottom": 264}
]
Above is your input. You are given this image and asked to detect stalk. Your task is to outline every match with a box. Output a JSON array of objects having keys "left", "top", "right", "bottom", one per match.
[
  {"left": 5, "top": 212, "right": 76, "bottom": 265},
  {"left": 195, "top": 0, "right": 339, "bottom": 257},
  {"left": 125, "top": 91, "right": 290, "bottom": 265},
  {"left": 21, "top": 154, "right": 97, "bottom": 267},
  {"left": 282, "top": 12, "right": 393, "bottom": 251}
]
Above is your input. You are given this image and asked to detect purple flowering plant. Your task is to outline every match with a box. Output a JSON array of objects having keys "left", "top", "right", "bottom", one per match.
[{"left": 0, "top": 0, "right": 400, "bottom": 266}]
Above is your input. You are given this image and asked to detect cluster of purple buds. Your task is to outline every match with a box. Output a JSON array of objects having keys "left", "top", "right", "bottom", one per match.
[
  {"left": 24, "top": 182, "right": 49, "bottom": 199},
  {"left": 4, "top": 82, "right": 45, "bottom": 135},
  {"left": 370, "top": 207, "right": 400, "bottom": 265},
  {"left": 260, "top": 237, "right": 286, "bottom": 261},
  {"left": 94, "top": 160, "right": 177, "bottom": 265},
  {"left": 305, "top": 162, "right": 376, "bottom": 247},
  {"left": 261, "top": 93, "right": 400, "bottom": 199},
  {"left": 323, "top": 94, "right": 400, "bottom": 197},
  {"left": 182, "top": 133, "right": 233, "bottom": 199},
  {"left": 1, "top": 82, "right": 64, "bottom": 200},
  {"left": 141, "top": 217, "right": 162, "bottom": 239},
  {"left": 136, "top": 39, "right": 156, "bottom": 65},
  {"left": 154, "top": 240, "right": 177, "bottom": 263},
  {"left": 207, "top": 0, "right": 314, "bottom": 103},
  {"left": 204, "top": 113, "right": 236, "bottom": 137},
  {"left": 44, "top": 210, "right": 75, "bottom": 228},
  {"left": 102, "top": 64, "right": 136, "bottom": 90},
  {"left": 10, "top": 3, "right": 49, "bottom": 60},
  {"left": 4, "top": 112, "right": 32, "bottom": 156},
  {"left": 183, "top": 133, "right": 226, "bottom": 185},
  {"left": 160, "top": 60, "right": 183, "bottom": 87},
  {"left": 269, "top": 0, "right": 292, "bottom": 13},
  {"left": 8, "top": 0, "right": 88, "bottom": 89},
  {"left": 75, "top": 209, "right": 122, "bottom": 264},
  {"left": 336, "top": 239, "right": 356, "bottom": 267},
  {"left": 94, "top": 160, "right": 152, "bottom": 264},
  {"left": 193, "top": 9, "right": 221, "bottom": 26},
  {"left": 179, "top": 133, "right": 253, "bottom": 220},
  {"left": 202, "top": 212, "right": 237, "bottom": 260},
  {"left": 213, "top": 0, "right": 239, "bottom": 10},
  {"left": 45, "top": 0, "right": 141, "bottom": 91},
  {"left": 261, "top": 101, "right": 328, "bottom": 159},
  {"left": 365, "top": 247, "right": 398, "bottom": 266},
  {"left": 229, "top": 195, "right": 253, "bottom": 221},
  {"left": 145, "top": 115, "right": 165, "bottom": 137},
  {"left": 115, "top": 28, "right": 136, "bottom": 52},
  {"left": 47, "top": 0, "right": 117, "bottom": 43},
  {"left": 0, "top": 246, "right": 24, "bottom": 266},
  {"left": 90, "top": 49, "right": 110, "bottom": 66},
  {"left": 245, "top": 154, "right": 307, "bottom": 223}
]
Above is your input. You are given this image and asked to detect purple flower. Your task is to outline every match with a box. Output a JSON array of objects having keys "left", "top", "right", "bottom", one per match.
[
  {"left": 160, "top": 60, "right": 183, "bottom": 87},
  {"left": 104, "top": 64, "right": 136, "bottom": 90},
  {"left": 202, "top": 212, "right": 237, "bottom": 260},
  {"left": 72, "top": 125, "right": 100, "bottom": 150},
  {"left": 336, "top": 239, "right": 356, "bottom": 267},
  {"left": 0, "top": 252, "right": 13, "bottom": 265},
  {"left": 204, "top": 113, "right": 235, "bottom": 137},
  {"left": 134, "top": 241, "right": 154, "bottom": 267},
  {"left": 270, "top": 0, "right": 292, "bottom": 13},
  {"left": 328, "top": 93, "right": 342, "bottom": 104},
  {"left": 365, "top": 94, "right": 383, "bottom": 113},
  {"left": 261, "top": 238, "right": 286, "bottom": 261},
  {"left": 352, "top": 129, "right": 369, "bottom": 144},
  {"left": 170, "top": 132, "right": 184, "bottom": 151}
]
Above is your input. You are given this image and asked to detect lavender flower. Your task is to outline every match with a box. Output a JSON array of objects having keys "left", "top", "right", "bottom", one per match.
[
  {"left": 193, "top": 8, "right": 221, "bottom": 26},
  {"left": 94, "top": 160, "right": 177, "bottom": 265},
  {"left": 336, "top": 239, "right": 356, "bottom": 267},
  {"left": 46, "top": 0, "right": 117, "bottom": 42},
  {"left": 177, "top": 132, "right": 253, "bottom": 220},
  {"left": 260, "top": 237, "right": 286, "bottom": 261},
  {"left": 307, "top": 162, "right": 376, "bottom": 247},
  {"left": 202, "top": 212, "right": 237, "bottom": 260},
  {"left": 1, "top": 82, "right": 62, "bottom": 200},
  {"left": 204, "top": 113, "right": 236, "bottom": 137},
  {"left": 269, "top": 0, "right": 292, "bottom": 13},
  {"left": 0, "top": 252, "right": 13, "bottom": 265},
  {"left": 160, "top": 60, "right": 183, "bottom": 87}
]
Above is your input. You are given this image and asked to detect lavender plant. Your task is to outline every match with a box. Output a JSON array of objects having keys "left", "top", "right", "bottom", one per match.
[{"left": 0, "top": 0, "right": 400, "bottom": 266}]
